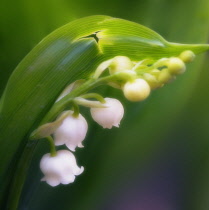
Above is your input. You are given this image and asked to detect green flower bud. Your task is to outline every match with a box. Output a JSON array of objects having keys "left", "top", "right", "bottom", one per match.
[
  {"left": 109, "top": 56, "right": 134, "bottom": 74},
  {"left": 179, "top": 50, "right": 195, "bottom": 63},
  {"left": 167, "top": 57, "right": 186, "bottom": 75},
  {"left": 114, "top": 70, "right": 137, "bottom": 81},
  {"left": 158, "top": 69, "right": 175, "bottom": 84},
  {"left": 123, "top": 79, "right": 150, "bottom": 102},
  {"left": 150, "top": 69, "right": 161, "bottom": 75},
  {"left": 143, "top": 73, "right": 162, "bottom": 89}
]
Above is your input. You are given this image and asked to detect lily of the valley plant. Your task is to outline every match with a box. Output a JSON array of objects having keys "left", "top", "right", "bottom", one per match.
[
  {"left": 33, "top": 51, "right": 195, "bottom": 186},
  {"left": 0, "top": 15, "right": 209, "bottom": 209}
]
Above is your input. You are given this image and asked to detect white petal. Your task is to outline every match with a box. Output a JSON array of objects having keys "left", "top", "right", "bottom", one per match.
[
  {"left": 53, "top": 123, "right": 69, "bottom": 146},
  {"left": 53, "top": 111, "right": 88, "bottom": 151},
  {"left": 73, "top": 166, "right": 84, "bottom": 176},
  {"left": 44, "top": 175, "right": 61, "bottom": 187},
  {"left": 113, "top": 123, "right": 119, "bottom": 128},
  {"left": 61, "top": 174, "right": 75, "bottom": 185},
  {"left": 65, "top": 142, "right": 76, "bottom": 152},
  {"left": 78, "top": 142, "right": 84, "bottom": 148},
  {"left": 90, "top": 98, "right": 124, "bottom": 129},
  {"left": 40, "top": 150, "right": 84, "bottom": 186}
]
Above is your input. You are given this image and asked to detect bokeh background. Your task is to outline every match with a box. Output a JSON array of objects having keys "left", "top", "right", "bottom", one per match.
[{"left": 1, "top": 0, "right": 209, "bottom": 209}]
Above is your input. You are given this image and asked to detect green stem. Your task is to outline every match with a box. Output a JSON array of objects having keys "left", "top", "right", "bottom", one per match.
[
  {"left": 169, "top": 42, "right": 209, "bottom": 55},
  {"left": 80, "top": 93, "right": 106, "bottom": 103},
  {"left": 40, "top": 78, "right": 96, "bottom": 125},
  {"left": 72, "top": 102, "right": 80, "bottom": 118},
  {"left": 46, "top": 136, "right": 57, "bottom": 157},
  {"left": 41, "top": 70, "right": 140, "bottom": 124},
  {"left": 40, "top": 74, "right": 118, "bottom": 125}
]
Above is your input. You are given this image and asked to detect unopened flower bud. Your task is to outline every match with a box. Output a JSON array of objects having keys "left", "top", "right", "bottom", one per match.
[
  {"left": 54, "top": 111, "right": 88, "bottom": 151},
  {"left": 150, "top": 69, "right": 161, "bottom": 75},
  {"left": 123, "top": 79, "right": 150, "bottom": 102},
  {"left": 158, "top": 69, "right": 175, "bottom": 84},
  {"left": 179, "top": 50, "right": 195, "bottom": 63},
  {"left": 168, "top": 57, "right": 186, "bottom": 75},
  {"left": 143, "top": 73, "right": 162, "bottom": 89},
  {"left": 40, "top": 150, "right": 84, "bottom": 187},
  {"left": 109, "top": 56, "right": 134, "bottom": 74},
  {"left": 90, "top": 98, "right": 124, "bottom": 129},
  {"left": 114, "top": 70, "right": 136, "bottom": 81}
]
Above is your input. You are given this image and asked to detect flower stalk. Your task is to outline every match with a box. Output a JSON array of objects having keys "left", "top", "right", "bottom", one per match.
[{"left": 46, "top": 136, "right": 57, "bottom": 157}]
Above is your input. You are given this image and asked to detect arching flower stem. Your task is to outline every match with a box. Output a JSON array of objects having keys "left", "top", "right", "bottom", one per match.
[
  {"left": 46, "top": 136, "right": 57, "bottom": 157},
  {"left": 71, "top": 102, "right": 80, "bottom": 118},
  {"left": 39, "top": 71, "right": 132, "bottom": 126},
  {"left": 79, "top": 93, "right": 106, "bottom": 104}
]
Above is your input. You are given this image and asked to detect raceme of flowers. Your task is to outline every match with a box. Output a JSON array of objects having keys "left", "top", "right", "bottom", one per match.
[
  {"left": 39, "top": 98, "right": 125, "bottom": 186},
  {"left": 35, "top": 50, "right": 195, "bottom": 186}
]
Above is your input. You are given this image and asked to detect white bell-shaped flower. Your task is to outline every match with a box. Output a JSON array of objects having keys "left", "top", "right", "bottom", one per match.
[
  {"left": 54, "top": 111, "right": 88, "bottom": 151},
  {"left": 90, "top": 98, "right": 124, "bottom": 129},
  {"left": 40, "top": 150, "right": 84, "bottom": 187}
]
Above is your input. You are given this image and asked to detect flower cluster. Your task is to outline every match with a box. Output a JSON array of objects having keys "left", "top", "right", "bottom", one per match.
[
  {"left": 36, "top": 50, "right": 195, "bottom": 187},
  {"left": 94, "top": 50, "right": 194, "bottom": 102},
  {"left": 39, "top": 98, "right": 124, "bottom": 186}
]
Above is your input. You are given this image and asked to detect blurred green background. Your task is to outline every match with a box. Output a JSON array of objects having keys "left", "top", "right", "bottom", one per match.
[{"left": 1, "top": 0, "right": 209, "bottom": 209}]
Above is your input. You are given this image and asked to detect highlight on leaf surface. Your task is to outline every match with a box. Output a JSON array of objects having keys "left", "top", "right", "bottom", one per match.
[{"left": 0, "top": 15, "right": 209, "bottom": 208}]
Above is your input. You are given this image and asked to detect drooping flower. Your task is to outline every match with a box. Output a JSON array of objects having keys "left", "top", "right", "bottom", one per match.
[
  {"left": 90, "top": 98, "right": 124, "bottom": 129},
  {"left": 123, "top": 78, "right": 151, "bottom": 102},
  {"left": 40, "top": 150, "right": 84, "bottom": 187},
  {"left": 54, "top": 111, "right": 88, "bottom": 151}
]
